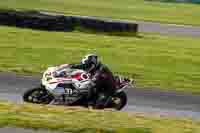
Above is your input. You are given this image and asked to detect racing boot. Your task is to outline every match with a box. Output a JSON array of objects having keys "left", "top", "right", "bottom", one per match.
[
  {"left": 87, "top": 87, "right": 97, "bottom": 108},
  {"left": 95, "top": 93, "right": 110, "bottom": 109}
]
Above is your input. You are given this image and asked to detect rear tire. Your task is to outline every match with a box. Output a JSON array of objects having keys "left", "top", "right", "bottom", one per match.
[{"left": 23, "top": 87, "right": 53, "bottom": 104}]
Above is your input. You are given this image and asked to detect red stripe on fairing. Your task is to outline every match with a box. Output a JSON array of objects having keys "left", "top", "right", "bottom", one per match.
[
  {"left": 72, "top": 73, "right": 82, "bottom": 81},
  {"left": 49, "top": 81, "right": 59, "bottom": 84},
  {"left": 59, "top": 64, "right": 69, "bottom": 67}
]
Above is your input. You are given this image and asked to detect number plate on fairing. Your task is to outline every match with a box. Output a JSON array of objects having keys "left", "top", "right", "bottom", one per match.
[
  {"left": 64, "top": 88, "right": 79, "bottom": 97},
  {"left": 64, "top": 88, "right": 73, "bottom": 95}
]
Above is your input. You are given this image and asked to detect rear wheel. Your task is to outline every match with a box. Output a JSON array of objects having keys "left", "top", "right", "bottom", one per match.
[{"left": 23, "top": 87, "right": 53, "bottom": 104}]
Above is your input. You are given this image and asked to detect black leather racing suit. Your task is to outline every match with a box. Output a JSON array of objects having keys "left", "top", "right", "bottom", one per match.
[{"left": 71, "top": 63, "right": 115, "bottom": 108}]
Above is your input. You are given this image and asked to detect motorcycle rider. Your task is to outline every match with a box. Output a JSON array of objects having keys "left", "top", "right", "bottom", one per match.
[{"left": 71, "top": 54, "right": 116, "bottom": 109}]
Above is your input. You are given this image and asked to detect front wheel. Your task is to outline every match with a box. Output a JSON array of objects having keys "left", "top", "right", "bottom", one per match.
[
  {"left": 110, "top": 91, "right": 127, "bottom": 110},
  {"left": 23, "top": 87, "right": 53, "bottom": 104}
]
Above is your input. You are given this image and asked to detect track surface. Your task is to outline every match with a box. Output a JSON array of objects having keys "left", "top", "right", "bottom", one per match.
[
  {"left": 0, "top": 127, "right": 63, "bottom": 133},
  {"left": 137, "top": 21, "right": 200, "bottom": 37},
  {"left": 0, "top": 72, "right": 200, "bottom": 120}
]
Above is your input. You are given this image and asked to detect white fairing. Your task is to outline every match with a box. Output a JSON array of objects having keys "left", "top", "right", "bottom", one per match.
[
  {"left": 41, "top": 64, "right": 92, "bottom": 97},
  {"left": 73, "top": 79, "right": 93, "bottom": 90}
]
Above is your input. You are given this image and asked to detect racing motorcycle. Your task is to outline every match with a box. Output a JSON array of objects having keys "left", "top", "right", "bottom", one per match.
[{"left": 23, "top": 64, "right": 133, "bottom": 110}]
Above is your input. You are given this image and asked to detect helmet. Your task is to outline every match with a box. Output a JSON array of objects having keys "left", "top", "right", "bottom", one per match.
[{"left": 81, "top": 54, "right": 99, "bottom": 66}]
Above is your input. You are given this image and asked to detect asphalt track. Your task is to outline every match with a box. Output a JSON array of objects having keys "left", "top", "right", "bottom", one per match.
[
  {"left": 137, "top": 21, "right": 200, "bottom": 37},
  {"left": 0, "top": 127, "right": 63, "bottom": 133},
  {"left": 0, "top": 72, "right": 200, "bottom": 120}
]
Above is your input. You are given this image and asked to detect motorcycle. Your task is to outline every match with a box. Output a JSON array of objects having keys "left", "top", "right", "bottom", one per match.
[{"left": 23, "top": 64, "right": 134, "bottom": 110}]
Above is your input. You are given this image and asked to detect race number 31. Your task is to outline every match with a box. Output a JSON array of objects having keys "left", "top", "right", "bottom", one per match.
[{"left": 65, "top": 88, "right": 73, "bottom": 95}]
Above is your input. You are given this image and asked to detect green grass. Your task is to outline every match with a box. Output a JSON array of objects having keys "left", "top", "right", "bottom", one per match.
[
  {"left": 0, "top": 26, "right": 200, "bottom": 93},
  {"left": 0, "top": 0, "right": 200, "bottom": 26},
  {"left": 0, "top": 101, "right": 200, "bottom": 133}
]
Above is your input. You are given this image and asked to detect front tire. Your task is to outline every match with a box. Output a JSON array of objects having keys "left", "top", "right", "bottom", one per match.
[
  {"left": 23, "top": 87, "right": 53, "bottom": 104},
  {"left": 111, "top": 91, "right": 127, "bottom": 110}
]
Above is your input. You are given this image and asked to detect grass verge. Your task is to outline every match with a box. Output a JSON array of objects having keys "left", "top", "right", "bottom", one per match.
[
  {"left": 0, "top": 0, "right": 200, "bottom": 26},
  {"left": 0, "top": 101, "right": 200, "bottom": 133},
  {"left": 0, "top": 26, "right": 200, "bottom": 93}
]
